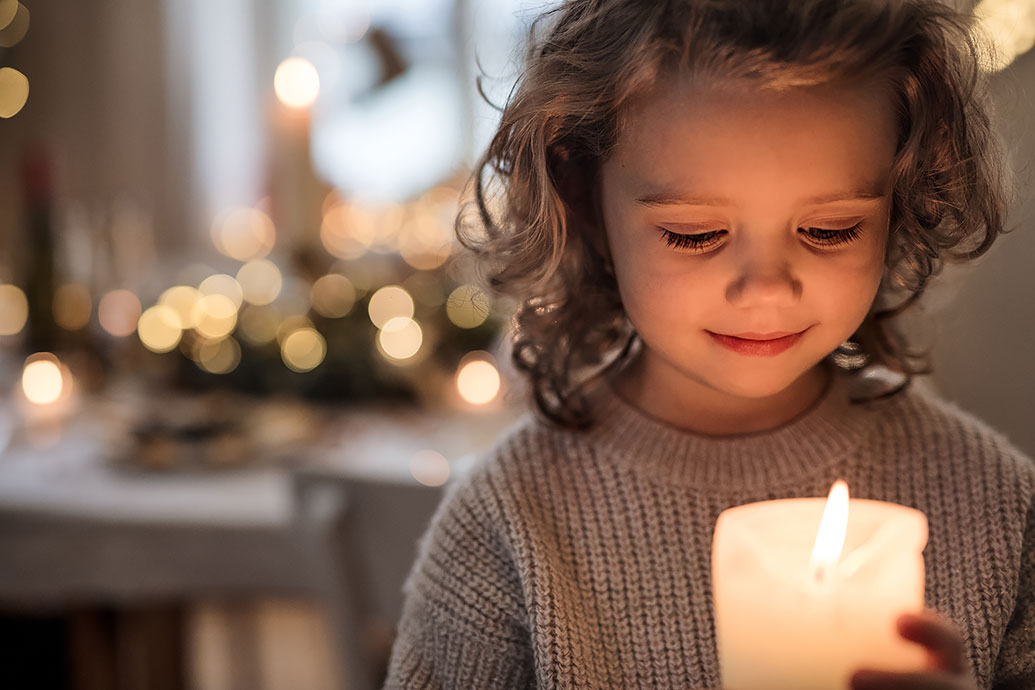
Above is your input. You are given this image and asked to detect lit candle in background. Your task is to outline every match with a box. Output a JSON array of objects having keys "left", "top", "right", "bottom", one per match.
[
  {"left": 15, "top": 352, "right": 79, "bottom": 446},
  {"left": 712, "top": 479, "right": 929, "bottom": 690}
]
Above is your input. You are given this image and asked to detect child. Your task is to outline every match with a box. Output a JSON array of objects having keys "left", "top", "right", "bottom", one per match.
[{"left": 382, "top": 0, "right": 1033, "bottom": 688}]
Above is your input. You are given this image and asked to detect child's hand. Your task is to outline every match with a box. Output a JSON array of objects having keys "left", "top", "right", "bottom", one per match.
[{"left": 850, "top": 609, "right": 977, "bottom": 690}]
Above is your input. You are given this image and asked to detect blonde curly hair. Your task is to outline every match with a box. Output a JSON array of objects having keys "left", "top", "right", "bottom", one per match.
[{"left": 456, "top": 0, "right": 1016, "bottom": 429}]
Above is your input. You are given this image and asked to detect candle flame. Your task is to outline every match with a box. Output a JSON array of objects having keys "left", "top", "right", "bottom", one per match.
[{"left": 810, "top": 479, "right": 850, "bottom": 583}]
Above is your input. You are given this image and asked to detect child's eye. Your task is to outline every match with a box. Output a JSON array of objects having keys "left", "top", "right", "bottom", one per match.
[
  {"left": 799, "top": 222, "right": 864, "bottom": 247},
  {"left": 658, "top": 223, "right": 864, "bottom": 252}
]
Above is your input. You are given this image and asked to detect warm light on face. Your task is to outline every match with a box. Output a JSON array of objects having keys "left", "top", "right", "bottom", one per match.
[{"left": 274, "top": 56, "right": 320, "bottom": 108}]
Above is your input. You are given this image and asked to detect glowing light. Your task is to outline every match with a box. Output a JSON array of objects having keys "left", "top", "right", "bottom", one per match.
[
  {"left": 211, "top": 207, "right": 275, "bottom": 261},
  {"left": 310, "top": 273, "right": 356, "bottom": 318},
  {"left": 198, "top": 273, "right": 244, "bottom": 309},
  {"left": 237, "top": 259, "right": 283, "bottom": 306},
  {"left": 456, "top": 357, "right": 501, "bottom": 405},
  {"left": 191, "top": 294, "right": 238, "bottom": 339},
  {"left": 446, "top": 285, "right": 491, "bottom": 329},
  {"left": 0, "top": 0, "right": 16, "bottom": 33},
  {"left": 0, "top": 283, "right": 28, "bottom": 335},
  {"left": 274, "top": 56, "right": 320, "bottom": 108},
  {"left": 0, "top": 2, "right": 29, "bottom": 48},
  {"left": 159, "top": 285, "right": 200, "bottom": 330},
  {"left": 367, "top": 285, "right": 414, "bottom": 329},
  {"left": 196, "top": 337, "right": 241, "bottom": 375},
  {"left": 276, "top": 315, "right": 315, "bottom": 345},
  {"left": 321, "top": 202, "right": 376, "bottom": 259},
  {"left": 281, "top": 327, "right": 326, "bottom": 372},
  {"left": 410, "top": 449, "right": 450, "bottom": 487},
  {"left": 138, "top": 305, "right": 183, "bottom": 353},
  {"left": 98, "top": 289, "right": 141, "bottom": 337},
  {"left": 377, "top": 316, "right": 422, "bottom": 361},
  {"left": 0, "top": 66, "right": 29, "bottom": 119},
  {"left": 398, "top": 210, "right": 453, "bottom": 270},
  {"left": 810, "top": 479, "right": 851, "bottom": 585},
  {"left": 22, "top": 355, "right": 63, "bottom": 405},
  {"left": 974, "top": 0, "right": 1035, "bottom": 72},
  {"left": 53, "top": 283, "right": 91, "bottom": 330},
  {"left": 239, "top": 305, "right": 280, "bottom": 346}
]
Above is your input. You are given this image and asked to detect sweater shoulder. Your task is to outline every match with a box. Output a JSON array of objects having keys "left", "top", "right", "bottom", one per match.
[{"left": 876, "top": 381, "right": 1035, "bottom": 491}]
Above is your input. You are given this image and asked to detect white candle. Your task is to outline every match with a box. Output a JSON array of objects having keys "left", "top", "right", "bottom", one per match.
[{"left": 712, "top": 480, "right": 929, "bottom": 690}]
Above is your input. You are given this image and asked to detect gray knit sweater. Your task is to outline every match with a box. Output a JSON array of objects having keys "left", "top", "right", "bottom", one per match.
[{"left": 382, "top": 369, "right": 1035, "bottom": 689}]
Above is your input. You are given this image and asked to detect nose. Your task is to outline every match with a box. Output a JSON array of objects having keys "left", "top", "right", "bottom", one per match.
[{"left": 725, "top": 252, "right": 802, "bottom": 307}]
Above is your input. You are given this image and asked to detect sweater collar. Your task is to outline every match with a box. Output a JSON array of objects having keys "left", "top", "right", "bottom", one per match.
[{"left": 581, "top": 366, "right": 875, "bottom": 489}]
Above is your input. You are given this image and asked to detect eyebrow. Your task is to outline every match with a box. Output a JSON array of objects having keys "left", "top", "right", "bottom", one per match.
[{"left": 635, "top": 189, "right": 887, "bottom": 207}]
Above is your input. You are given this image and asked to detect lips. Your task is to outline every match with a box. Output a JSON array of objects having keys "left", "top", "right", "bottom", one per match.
[{"left": 707, "top": 328, "right": 809, "bottom": 356}]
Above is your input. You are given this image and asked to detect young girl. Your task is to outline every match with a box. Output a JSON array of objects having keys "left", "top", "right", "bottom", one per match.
[{"left": 382, "top": 1, "right": 1033, "bottom": 688}]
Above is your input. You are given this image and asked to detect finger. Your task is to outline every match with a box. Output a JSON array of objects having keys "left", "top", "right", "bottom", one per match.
[
  {"left": 851, "top": 668, "right": 970, "bottom": 690},
  {"left": 896, "top": 611, "right": 967, "bottom": 675}
]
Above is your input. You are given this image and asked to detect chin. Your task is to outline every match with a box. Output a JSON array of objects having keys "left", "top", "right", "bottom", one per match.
[{"left": 705, "top": 367, "right": 807, "bottom": 400}]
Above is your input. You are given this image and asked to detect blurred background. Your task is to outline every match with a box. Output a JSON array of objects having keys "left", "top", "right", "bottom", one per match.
[{"left": 0, "top": 1, "right": 1032, "bottom": 689}]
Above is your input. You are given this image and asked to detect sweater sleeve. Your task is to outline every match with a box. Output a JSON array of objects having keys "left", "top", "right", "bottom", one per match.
[
  {"left": 991, "top": 495, "right": 1035, "bottom": 689},
  {"left": 381, "top": 468, "right": 536, "bottom": 690}
]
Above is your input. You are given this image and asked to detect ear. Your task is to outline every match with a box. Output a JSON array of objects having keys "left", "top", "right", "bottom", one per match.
[{"left": 551, "top": 148, "right": 612, "bottom": 263}]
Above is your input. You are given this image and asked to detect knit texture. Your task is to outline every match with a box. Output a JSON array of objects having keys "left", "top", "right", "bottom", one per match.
[{"left": 382, "top": 368, "right": 1035, "bottom": 689}]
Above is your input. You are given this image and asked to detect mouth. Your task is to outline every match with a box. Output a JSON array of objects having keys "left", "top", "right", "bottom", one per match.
[{"left": 706, "top": 328, "right": 810, "bottom": 356}]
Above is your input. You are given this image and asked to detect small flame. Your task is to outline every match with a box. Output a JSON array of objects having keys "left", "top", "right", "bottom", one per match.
[{"left": 809, "top": 479, "right": 850, "bottom": 584}]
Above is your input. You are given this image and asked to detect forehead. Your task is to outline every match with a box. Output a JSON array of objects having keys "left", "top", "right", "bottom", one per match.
[{"left": 609, "top": 76, "right": 898, "bottom": 204}]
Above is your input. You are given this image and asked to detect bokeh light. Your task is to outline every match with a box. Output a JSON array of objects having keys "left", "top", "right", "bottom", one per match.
[
  {"left": 0, "top": 66, "right": 29, "bottom": 119},
  {"left": 274, "top": 56, "right": 320, "bottom": 108},
  {"left": 410, "top": 449, "right": 450, "bottom": 487},
  {"left": 0, "top": 0, "right": 16, "bottom": 31},
  {"left": 367, "top": 285, "right": 414, "bottom": 329},
  {"left": 0, "top": 2, "right": 29, "bottom": 48},
  {"left": 377, "top": 316, "right": 423, "bottom": 361},
  {"left": 281, "top": 327, "right": 326, "bottom": 372},
  {"left": 0, "top": 284, "right": 28, "bottom": 335},
  {"left": 456, "top": 356, "right": 501, "bottom": 405},
  {"left": 21, "top": 354, "right": 63, "bottom": 405},
  {"left": 53, "top": 283, "right": 91, "bottom": 331},
  {"left": 321, "top": 202, "right": 376, "bottom": 259},
  {"left": 238, "top": 304, "right": 280, "bottom": 346},
  {"left": 446, "top": 284, "right": 490, "bottom": 329},
  {"left": 276, "top": 315, "right": 315, "bottom": 345},
  {"left": 138, "top": 305, "right": 183, "bottom": 353},
  {"left": 191, "top": 294, "right": 238, "bottom": 339},
  {"left": 98, "top": 289, "right": 142, "bottom": 337},
  {"left": 211, "top": 207, "right": 276, "bottom": 261},
  {"left": 159, "top": 285, "right": 200, "bottom": 330},
  {"left": 975, "top": 0, "right": 1035, "bottom": 71},
  {"left": 195, "top": 337, "right": 241, "bottom": 375},
  {"left": 310, "top": 273, "right": 357, "bottom": 318},
  {"left": 237, "top": 259, "right": 283, "bottom": 306},
  {"left": 198, "top": 273, "right": 244, "bottom": 310}
]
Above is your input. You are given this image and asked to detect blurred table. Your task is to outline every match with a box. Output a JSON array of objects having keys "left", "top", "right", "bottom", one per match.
[{"left": 0, "top": 384, "right": 525, "bottom": 688}]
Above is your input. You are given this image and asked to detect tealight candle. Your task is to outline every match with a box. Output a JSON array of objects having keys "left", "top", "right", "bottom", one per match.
[{"left": 712, "top": 480, "right": 929, "bottom": 690}]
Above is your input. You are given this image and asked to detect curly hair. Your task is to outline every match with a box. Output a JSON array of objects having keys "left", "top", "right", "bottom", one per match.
[{"left": 455, "top": 0, "right": 1016, "bottom": 429}]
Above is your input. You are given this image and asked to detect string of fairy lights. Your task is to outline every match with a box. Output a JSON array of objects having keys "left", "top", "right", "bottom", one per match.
[{"left": 0, "top": 0, "right": 30, "bottom": 119}]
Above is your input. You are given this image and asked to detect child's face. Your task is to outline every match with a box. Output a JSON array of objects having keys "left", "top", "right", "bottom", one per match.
[{"left": 599, "top": 75, "right": 896, "bottom": 403}]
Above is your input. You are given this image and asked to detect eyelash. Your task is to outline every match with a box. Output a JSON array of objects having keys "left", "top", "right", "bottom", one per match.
[{"left": 658, "top": 223, "right": 864, "bottom": 251}]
